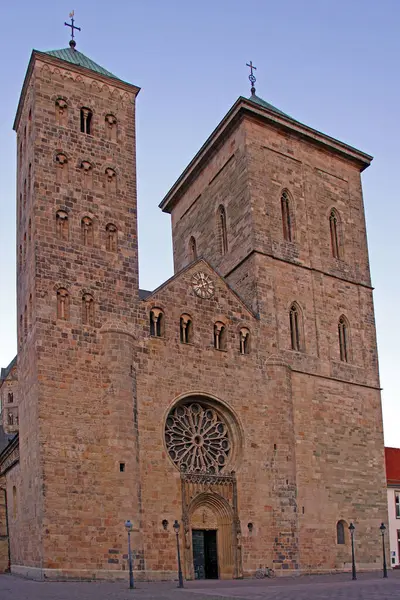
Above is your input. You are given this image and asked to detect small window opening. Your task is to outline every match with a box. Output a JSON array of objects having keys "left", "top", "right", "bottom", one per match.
[
  {"left": 218, "top": 205, "right": 228, "bottom": 255},
  {"left": 338, "top": 316, "right": 349, "bottom": 362},
  {"left": 56, "top": 210, "right": 69, "bottom": 241},
  {"left": 180, "top": 314, "right": 193, "bottom": 344},
  {"left": 80, "top": 107, "right": 93, "bottom": 134},
  {"left": 106, "top": 223, "right": 118, "bottom": 252},
  {"left": 119, "top": 463, "right": 125, "bottom": 472},
  {"left": 281, "top": 190, "right": 292, "bottom": 241},
  {"left": 81, "top": 216, "right": 94, "bottom": 246},
  {"left": 336, "top": 520, "right": 346, "bottom": 545},
  {"left": 330, "top": 209, "right": 340, "bottom": 259},
  {"left": 214, "top": 322, "right": 227, "bottom": 351},
  {"left": 189, "top": 236, "right": 197, "bottom": 261},
  {"left": 150, "top": 308, "right": 164, "bottom": 337},
  {"left": 239, "top": 327, "right": 250, "bottom": 354},
  {"left": 12, "top": 486, "right": 17, "bottom": 519},
  {"left": 290, "top": 303, "right": 301, "bottom": 351},
  {"left": 82, "top": 293, "right": 95, "bottom": 326},
  {"left": 8, "top": 392, "right": 13, "bottom": 404},
  {"left": 57, "top": 288, "right": 69, "bottom": 320}
]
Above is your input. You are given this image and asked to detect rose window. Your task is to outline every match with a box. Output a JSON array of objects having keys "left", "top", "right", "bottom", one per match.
[{"left": 165, "top": 402, "right": 231, "bottom": 473}]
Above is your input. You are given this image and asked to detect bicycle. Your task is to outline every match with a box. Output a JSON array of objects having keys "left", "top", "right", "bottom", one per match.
[{"left": 255, "top": 566, "right": 276, "bottom": 578}]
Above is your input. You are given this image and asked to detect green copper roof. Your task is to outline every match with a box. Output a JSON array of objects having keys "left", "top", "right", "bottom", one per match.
[
  {"left": 248, "top": 93, "right": 291, "bottom": 119},
  {"left": 43, "top": 47, "right": 120, "bottom": 80}
]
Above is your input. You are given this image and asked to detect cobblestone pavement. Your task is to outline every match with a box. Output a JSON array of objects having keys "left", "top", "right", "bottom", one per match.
[{"left": 0, "top": 571, "right": 399, "bottom": 600}]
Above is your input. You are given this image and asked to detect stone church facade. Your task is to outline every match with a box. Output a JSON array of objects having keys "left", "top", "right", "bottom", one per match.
[{"left": 0, "top": 39, "right": 388, "bottom": 580}]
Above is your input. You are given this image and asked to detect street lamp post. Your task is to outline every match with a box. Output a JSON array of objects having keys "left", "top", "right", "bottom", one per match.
[
  {"left": 125, "top": 520, "right": 134, "bottom": 589},
  {"left": 349, "top": 522, "right": 356, "bottom": 581},
  {"left": 173, "top": 519, "right": 184, "bottom": 588},
  {"left": 380, "top": 523, "right": 388, "bottom": 578}
]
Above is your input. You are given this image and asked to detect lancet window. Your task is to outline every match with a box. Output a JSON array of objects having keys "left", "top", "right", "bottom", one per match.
[
  {"left": 218, "top": 205, "right": 228, "bottom": 255},
  {"left": 105, "top": 114, "right": 117, "bottom": 142},
  {"left": 281, "top": 190, "right": 292, "bottom": 241},
  {"left": 290, "top": 303, "right": 302, "bottom": 351},
  {"left": 57, "top": 288, "right": 69, "bottom": 320},
  {"left": 330, "top": 208, "right": 340, "bottom": 259},
  {"left": 56, "top": 210, "right": 69, "bottom": 241},
  {"left": 81, "top": 216, "right": 94, "bottom": 247},
  {"left": 82, "top": 293, "right": 95, "bottom": 326},
  {"left": 338, "top": 315, "right": 349, "bottom": 362},
  {"left": 106, "top": 223, "right": 118, "bottom": 252},
  {"left": 189, "top": 236, "right": 197, "bottom": 262}
]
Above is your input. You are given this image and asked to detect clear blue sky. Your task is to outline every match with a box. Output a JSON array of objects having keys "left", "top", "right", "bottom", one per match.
[{"left": 0, "top": 1, "right": 399, "bottom": 447}]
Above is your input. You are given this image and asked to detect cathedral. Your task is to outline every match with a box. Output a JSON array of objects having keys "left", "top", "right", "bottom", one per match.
[{"left": 0, "top": 29, "right": 388, "bottom": 581}]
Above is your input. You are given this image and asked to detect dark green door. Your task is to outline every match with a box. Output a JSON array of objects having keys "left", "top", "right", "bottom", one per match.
[{"left": 192, "top": 529, "right": 218, "bottom": 579}]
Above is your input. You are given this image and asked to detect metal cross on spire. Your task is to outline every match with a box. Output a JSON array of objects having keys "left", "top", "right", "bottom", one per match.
[
  {"left": 64, "top": 11, "right": 81, "bottom": 50},
  {"left": 246, "top": 60, "right": 257, "bottom": 96}
]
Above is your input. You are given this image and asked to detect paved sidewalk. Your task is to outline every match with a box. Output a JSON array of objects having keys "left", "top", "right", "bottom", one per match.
[{"left": 0, "top": 571, "right": 399, "bottom": 600}]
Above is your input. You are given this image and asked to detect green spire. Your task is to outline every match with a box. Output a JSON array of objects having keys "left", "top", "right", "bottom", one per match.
[{"left": 42, "top": 47, "right": 121, "bottom": 81}]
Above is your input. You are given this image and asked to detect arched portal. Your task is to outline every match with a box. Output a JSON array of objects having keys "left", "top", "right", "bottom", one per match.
[
  {"left": 186, "top": 491, "right": 236, "bottom": 580},
  {"left": 164, "top": 394, "right": 243, "bottom": 580}
]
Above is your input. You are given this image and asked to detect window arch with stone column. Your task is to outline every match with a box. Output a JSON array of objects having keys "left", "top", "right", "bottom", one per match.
[{"left": 150, "top": 307, "right": 165, "bottom": 337}]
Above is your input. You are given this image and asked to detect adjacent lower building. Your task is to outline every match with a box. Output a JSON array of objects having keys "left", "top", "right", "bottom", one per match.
[{"left": 385, "top": 447, "right": 400, "bottom": 568}]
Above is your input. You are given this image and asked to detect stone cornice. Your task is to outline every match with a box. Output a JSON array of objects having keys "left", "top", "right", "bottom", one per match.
[{"left": 0, "top": 435, "right": 19, "bottom": 476}]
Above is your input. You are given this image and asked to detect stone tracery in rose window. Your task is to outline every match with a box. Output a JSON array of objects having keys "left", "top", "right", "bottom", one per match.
[{"left": 165, "top": 402, "right": 231, "bottom": 474}]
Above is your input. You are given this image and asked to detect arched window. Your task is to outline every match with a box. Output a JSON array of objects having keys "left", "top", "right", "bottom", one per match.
[
  {"left": 336, "top": 520, "right": 347, "bottom": 545},
  {"left": 57, "top": 288, "right": 69, "bottom": 320},
  {"left": 23, "top": 232, "right": 27, "bottom": 261},
  {"left": 239, "top": 327, "right": 250, "bottom": 355},
  {"left": 218, "top": 205, "right": 228, "bottom": 255},
  {"left": 56, "top": 210, "right": 69, "bottom": 241},
  {"left": 80, "top": 107, "right": 93, "bottom": 134},
  {"left": 330, "top": 209, "right": 340, "bottom": 259},
  {"left": 81, "top": 216, "right": 94, "bottom": 246},
  {"left": 80, "top": 160, "right": 93, "bottom": 188},
  {"left": 338, "top": 316, "right": 349, "bottom": 362},
  {"left": 82, "top": 293, "right": 95, "bottom": 326},
  {"left": 106, "top": 223, "right": 118, "bottom": 252},
  {"left": 214, "top": 322, "right": 227, "bottom": 351},
  {"left": 105, "top": 167, "right": 117, "bottom": 191},
  {"left": 105, "top": 114, "right": 117, "bottom": 142},
  {"left": 55, "top": 98, "right": 68, "bottom": 126},
  {"left": 281, "top": 190, "right": 292, "bottom": 241},
  {"left": 150, "top": 308, "right": 164, "bottom": 337},
  {"left": 8, "top": 412, "right": 14, "bottom": 426},
  {"left": 8, "top": 392, "right": 13, "bottom": 404},
  {"left": 23, "top": 178, "right": 27, "bottom": 207},
  {"left": 290, "top": 303, "right": 302, "bottom": 351},
  {"left": 55, "top": 153, "right": 68, "bottom": 184},
  {"left": 189, "top": 236, "right": 197, "bottom": 262},
  {"left": 180, "top": 314, "right": 193, "bottom": 344},
  {"left": 28, "top": 218, "right": 31, "bottom": 243}
]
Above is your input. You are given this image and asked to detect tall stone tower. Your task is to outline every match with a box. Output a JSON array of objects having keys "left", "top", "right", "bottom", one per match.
[
  {"left": 160, "top": 89, "right": 387, "bottom": 571},
  {"left": 11, "top": 39, "right": 142, "bottom": 577}
]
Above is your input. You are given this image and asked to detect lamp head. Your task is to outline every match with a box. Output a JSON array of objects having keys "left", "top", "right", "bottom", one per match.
[
  {"left": 125, "top": 519, "right": 133, "bottom": 532},
  {"left": 173, "top": 519, "right": 180, "bottom": 533},
  {"left": 380, "top": 522, "right": 386, "bottom": 532},
  {"left": 348, "top": 522, "right": 355, "bottom": 532}
]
